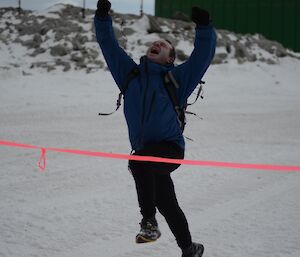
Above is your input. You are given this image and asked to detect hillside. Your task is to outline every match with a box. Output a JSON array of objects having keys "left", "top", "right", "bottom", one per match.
[{"left": 1, "top": 4, "right": 299, "bottom": 74}]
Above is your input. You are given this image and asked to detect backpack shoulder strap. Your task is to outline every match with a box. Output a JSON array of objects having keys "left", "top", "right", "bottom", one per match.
[
  {"left": 163, "top": 71, "right": 180, "bottom": 107},
  {"left": 163, "top": 71, "right": 186, "bottom": 131},
  {"left": 99, "top": 66, "right": 140, "bottom": 116},
  {"left": 121, "top": 66, "right": 140, "bottom": 94},
  {"left": 164, "top": 71, "right": 180, "bottom": 89}
]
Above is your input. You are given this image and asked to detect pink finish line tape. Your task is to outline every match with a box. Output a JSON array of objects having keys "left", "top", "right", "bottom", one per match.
[{"left": 1, "top": 140, "right": 300, "bottom": 172}]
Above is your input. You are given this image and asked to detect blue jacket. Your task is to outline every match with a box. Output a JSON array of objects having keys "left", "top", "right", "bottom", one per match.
[{"left": 94, "top": 15, "right": 216, "bottom": 151}]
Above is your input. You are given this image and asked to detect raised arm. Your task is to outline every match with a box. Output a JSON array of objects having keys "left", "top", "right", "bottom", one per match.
[
  {"left": 171, "top": 7, "right": 217, "bottom": 105},
  {"left": 94, "top": 0, "right": 137, "bottom": 91}
]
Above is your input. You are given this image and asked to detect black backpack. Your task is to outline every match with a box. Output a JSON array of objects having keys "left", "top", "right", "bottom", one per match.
[{"left": 99, "top": 66, "right": 204, "bottom": 132}]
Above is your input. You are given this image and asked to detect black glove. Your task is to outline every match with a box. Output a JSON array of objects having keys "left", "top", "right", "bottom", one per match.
[
  {"left": 191, "top": 6, "right": 210, "bottom": 26},
  {"left": 96, "top": 0, "right": 111, "bottom": 17}
]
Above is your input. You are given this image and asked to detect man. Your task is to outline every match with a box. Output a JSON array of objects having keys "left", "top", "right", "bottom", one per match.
[{"left": 94, "top": 1, "right": 216, "bottom": 256}]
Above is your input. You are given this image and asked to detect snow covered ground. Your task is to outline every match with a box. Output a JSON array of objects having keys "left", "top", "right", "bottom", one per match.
[
  {"left": 1, "top": 5, "right": 300, "bottom": 257},
  {"left": 1, "top": 57, "right": 300, "bottom": 257}
]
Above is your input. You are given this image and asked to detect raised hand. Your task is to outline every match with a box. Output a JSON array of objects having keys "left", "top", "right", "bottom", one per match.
[
  {"left": 96, "top": 0, "right": 111, "bottom": 17},
  {"left": 191, "top": 7, "right": 210, "bottom": 26}
]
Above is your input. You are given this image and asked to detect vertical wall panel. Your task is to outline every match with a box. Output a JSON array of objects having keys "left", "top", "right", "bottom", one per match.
[
  {"left": 180, "top": 0, "right": 192, "bottom": 16},
  {"left": 283, "top": 0, "right": 296, "bottom": 50},
  {"left": 235, "top": 0, "right": 247, "bottom": 33},
  {"left": 271, "top": 0, "right": 283, "bottom": 44},
  {"left": 247, "top": 0, "right": 259, "bottom": 34},
  {"left": 258, "top": 0, "right": 271, "bottom": 39},
  {"left": 296, "top": 0, "right": 300, "bottom": 50},
  {"left": 213, "top": 0, "right": 224, "bottom": 28},
  {"left": 155, "top": 0, "right": 300, "bottom": 52}
]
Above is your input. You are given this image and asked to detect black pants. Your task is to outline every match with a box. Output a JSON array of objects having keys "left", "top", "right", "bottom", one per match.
[{"left": 129, "top": 141, "right": 192, "bottom": 249}]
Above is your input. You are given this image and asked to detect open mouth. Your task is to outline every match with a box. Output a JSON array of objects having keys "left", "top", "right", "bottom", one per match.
[{"left": 150, "top": 48, "right": 160, "bottom": 55}]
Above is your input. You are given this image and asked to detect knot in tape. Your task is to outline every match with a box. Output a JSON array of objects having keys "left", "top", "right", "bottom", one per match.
[{"left": 38, "top": 148, "right": 46, "bottom": 171}]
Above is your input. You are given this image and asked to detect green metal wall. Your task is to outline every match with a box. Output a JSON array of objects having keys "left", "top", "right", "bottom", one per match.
[{"left": 155, "top": 0, "right": 300, "bottom": 52}]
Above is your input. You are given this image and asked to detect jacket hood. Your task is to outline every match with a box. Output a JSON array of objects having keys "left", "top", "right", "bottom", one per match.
[{"left": 139, "top": 55, "right": 174, "bottom": 74}]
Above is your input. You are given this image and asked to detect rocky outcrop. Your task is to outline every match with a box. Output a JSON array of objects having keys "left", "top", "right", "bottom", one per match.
[{"left": 0, "top": 4, "right": 298, "bottom": 73}]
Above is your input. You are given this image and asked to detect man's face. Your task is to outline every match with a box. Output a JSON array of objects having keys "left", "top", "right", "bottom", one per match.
[{"left": 146, "top": 39, "right": 175, "bottom": 65}]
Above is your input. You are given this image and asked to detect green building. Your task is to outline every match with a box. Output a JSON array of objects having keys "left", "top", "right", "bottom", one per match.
[{"left": 155, "top": 0, "right": 300, "bottom": 52}]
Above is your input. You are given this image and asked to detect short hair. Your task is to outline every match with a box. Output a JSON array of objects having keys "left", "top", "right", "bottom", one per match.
[{"left": 165, "top": 39, "right": 176, "bottom": 60}]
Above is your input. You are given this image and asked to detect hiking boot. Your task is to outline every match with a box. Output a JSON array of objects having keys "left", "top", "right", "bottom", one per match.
[
  {"left": 182, "top": 243, "right": 204, "bottom": 257},
  {"left": 136, "top": 218, "right": 161, "bottom": 243}
]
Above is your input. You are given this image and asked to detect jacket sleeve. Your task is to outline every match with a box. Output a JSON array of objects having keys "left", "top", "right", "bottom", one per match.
[
  {"left": 171, "top": 24, "right": 216, "bottom": 105},
  {"left": 94, "top": 15, "right": 137, "bottom": 91}
]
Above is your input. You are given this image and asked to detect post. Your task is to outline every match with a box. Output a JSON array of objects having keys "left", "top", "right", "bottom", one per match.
[
  {"left": 18, "top": 0, "right": 21, "bottom": 15},
  {"left": 140, "top": 0, "right": 143, "bottom": 16},
  {"left": 82, "top": 0, "right": 86, "bottom": 19}
]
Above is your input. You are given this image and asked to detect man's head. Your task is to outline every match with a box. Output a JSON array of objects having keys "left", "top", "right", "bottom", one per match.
[{"left": 146, "top": 39, "right": 176, "bottom": 65}]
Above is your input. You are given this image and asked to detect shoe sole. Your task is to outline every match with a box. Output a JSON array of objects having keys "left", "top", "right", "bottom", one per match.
[
  {"left": 197, "top": 244, "right": 204, "bottom": 257},
  {"left": 136, "top": 233, "right": 162, "bottom": 244},
  {"left": 136, "top": 235, "right": 157, "bottom": 243}
]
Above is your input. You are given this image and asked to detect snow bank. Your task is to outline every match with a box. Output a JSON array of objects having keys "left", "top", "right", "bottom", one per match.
[{"left": 0, "top": 4, "right": 299, "bottom": 73}]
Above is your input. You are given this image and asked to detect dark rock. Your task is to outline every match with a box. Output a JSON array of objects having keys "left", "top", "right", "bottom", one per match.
[
  {"left": 30, "top": 47, "right": 46, "bottom": 57},
  {"left": 56, "top": 59, "right": 71, "bottom": 71},
  {"left": 267, "top": 58, "right": 277, "bottom": 65},
  {"left": 71, "top": 53, "right": 84, "bottom": 63},
  {"left": 33, "top": 34, "right": 43, "bottom": 47},
  {"left": 40, "top": 27, "right": 49, "bottom": 35},
  {"left": 158, "top": 34, "right": 178, "bottom": 47},
  {"left": 0, "top": 34, "right": 8, "bottom": 44},
  {"left": 234, "top": 42, "right": 247, "bottom": 59},
  {"left": 50, "top": 44, "right": 70, "bottom": 56},
  {"left": 176, "top": 49, "right": 188, "bottom": 61},
  {"left": 47, "top": 65, "right": 56, "bottom": 72},
  {"left": 30, "top": 61, "right": 48, "bottom": 69},
  {"left": 275, "top": 47, "right": 288, "bottom": 58},
  {"left": 94, "top": 60, "right": 104, "bottom": 69},
  {"left": 72, "top": 34, "right": 89, "bottom": 50},
  {"left": 58, "top": 4, "right": 84, "bottom": 20},
  {"left": 22, "top": 34, "right": 42, "bottom": 49},
  {"left": 172, "top": 11, "right": 190, "bottom": 22},
  {"left": 147, "top": 15, "right": 162, "bottom": 34},
  {"left": 226, "top": 43, "right": 232, "bottom": 54},
  {"left": 122, "top": 27, "right": 135, "bottom": 36},
  {"left": 54, "top": 22, "right": 83, "bottom": 41},
  {"left": 212, "top": 53, "right": 228, "bottom": 64},
  {"left": 86, "top": 48, "right": 99, "bottom": 60},
  {"left": 22, "top": 70, "right": 32, "bottom": 76}
]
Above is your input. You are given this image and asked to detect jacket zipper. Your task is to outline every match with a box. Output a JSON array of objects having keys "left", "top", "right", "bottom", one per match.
[
  {"left": 140, "top": 59, "right": 149, "bottom": 147},
  {"left": 145, "top": 91, "right": 156, "bottom": 122}
]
